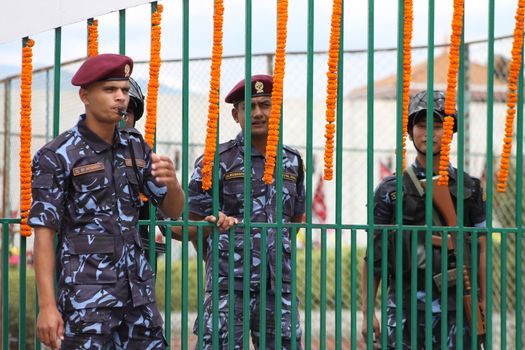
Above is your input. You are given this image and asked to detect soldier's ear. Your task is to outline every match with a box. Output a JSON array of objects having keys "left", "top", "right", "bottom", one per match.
[
  {"left": 231, "top": 108, "right": 239, "bottom": 123},
  {"left": 79, "top": 88, "right": 89, "bottom": 105}
]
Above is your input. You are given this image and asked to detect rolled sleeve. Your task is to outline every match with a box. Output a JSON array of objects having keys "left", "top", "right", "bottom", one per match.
[{"left": 28, "top": 150, "right": 66, "bottom": 230}]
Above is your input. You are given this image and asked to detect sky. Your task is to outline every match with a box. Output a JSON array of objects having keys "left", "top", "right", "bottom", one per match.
[{"left": 0, "top": 0, "right": 518, "bottom": 80}]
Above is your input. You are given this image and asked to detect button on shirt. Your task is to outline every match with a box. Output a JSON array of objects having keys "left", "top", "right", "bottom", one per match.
[{"left": 29, "top": 115, "right": 167, "bottom": 311}]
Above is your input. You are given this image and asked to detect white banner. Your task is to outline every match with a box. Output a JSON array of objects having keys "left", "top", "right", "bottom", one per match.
[{"left": 0, "top": 0, "right": 154, "bottom": 44}]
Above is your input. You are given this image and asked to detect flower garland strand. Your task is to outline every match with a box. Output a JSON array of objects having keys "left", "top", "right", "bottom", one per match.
[
  {"left": 20, "top": 38, "right": 35, "bottom": 237},
  {"left": 201, "top": 0, "right": 225, "bottom": 191},
  {"left": 144, "top": 4, "right": 163, "bottom": 148},
  {"left": 437, "top": 0, "right": 464, "bottom": 186},
  {"left": 497, "top": 0, "right": 525, "bottom": 192},
  {"left": 263, "top": 0, "right": 289, "bottom": 184},
  {"left": 323, "top": 0, "right": 342, "bottom": 181},
  {"left": 401, "top": 0, "right": 414, "bottom": 170},
  {"left": 87, "top": 18, "right": 99, "bottom": 57}
]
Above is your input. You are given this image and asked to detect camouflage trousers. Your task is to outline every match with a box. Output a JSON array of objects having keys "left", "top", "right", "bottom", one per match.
[
  {"left": 61, "top": 300, "right": 167, "bottom": 349},
  {"left": 193, "top": 290, "right": 302, "bottom": 349},
  {"left": 385, "top": 306, "right": 472, "bottom": 349}
]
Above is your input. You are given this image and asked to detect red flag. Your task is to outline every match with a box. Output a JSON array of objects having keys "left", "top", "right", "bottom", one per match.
[
  {"left": 379, "top": 158, "right": 393, "bottom": 179},
  {"left": 312, "top": 174, "right": 328, "bottom": 224}
]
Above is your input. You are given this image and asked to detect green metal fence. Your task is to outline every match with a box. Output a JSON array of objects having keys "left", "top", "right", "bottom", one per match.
[{"left": 1, "top": 0, "right": 524, "bottom": 349}]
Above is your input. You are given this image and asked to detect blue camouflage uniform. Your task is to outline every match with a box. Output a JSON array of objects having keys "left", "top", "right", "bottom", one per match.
[
  {"left": 29, "top": 115, "right": 168, "bottom": 349},
  {"left": 367, "top": 160, "right": 486, "bottom": 349},
  {"left": 188, "top": 132, "right": 306, "bottom": 349}
]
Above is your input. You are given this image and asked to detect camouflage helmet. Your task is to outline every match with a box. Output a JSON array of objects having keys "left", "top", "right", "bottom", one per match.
[
  {"left": 408, "top": 90, "right": 458, "bottom": 133},
  {"left": 128, "top": 77, "right": 145, "bottom": 121}
]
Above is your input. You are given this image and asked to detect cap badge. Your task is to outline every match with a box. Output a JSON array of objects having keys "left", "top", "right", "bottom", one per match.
[
  {"left": 254, "top": 81, "right": 264, "bottom": 94},
  {"left": 124, "top": 64, "right": 131, "bottom": 78}
]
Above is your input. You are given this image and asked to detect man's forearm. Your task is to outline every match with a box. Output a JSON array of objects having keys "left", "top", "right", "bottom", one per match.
[
  {"left": 34, "top": 227, "right": 57, "bottom": 309},
  {"left": 160, "top": 182, "right": 185, "bottom": 219}
]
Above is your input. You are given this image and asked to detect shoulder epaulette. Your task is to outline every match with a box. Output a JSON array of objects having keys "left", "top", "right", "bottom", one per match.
[
  {"left": 43, "top": 129, "right": 75, "bottom": 151},
  {"left": 283, "top": 144, "right": 301, "bottom": 157},
  {"left": 218, "top": 140, "right": 237, "bottom": 154}
]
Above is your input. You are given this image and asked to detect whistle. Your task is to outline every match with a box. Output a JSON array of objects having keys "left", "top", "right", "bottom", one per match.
[{"left": 118, "top": 109, "right": 128, "bottom": 121}]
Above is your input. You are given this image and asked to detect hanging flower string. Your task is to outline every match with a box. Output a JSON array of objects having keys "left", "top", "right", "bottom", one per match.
[
  {"left": 263, "top": 0, "right": 289, "bottom": 184},
  {"left": 20, "top": 38, "right": 35, "bottom": 237},
  {"left": 144, "top": 4, "right": 164, "bottom": 148},
  {"left": 87, "top": 18, "right": 99, "bottom": 57},
  {"left": 401, "top": 0, "right": 414, "bottom": 170},
  {"left": 201, "top": 0, "right": 225, "bottom": 191},
  {"left": 437, "top": 0, "right": 464, "bottom": 186},
  {"left": 497, "top": 0, "right": 525, "bottom": 192},
  {"left": 323, "top": 0, "right": 342, "bottom": 181}
]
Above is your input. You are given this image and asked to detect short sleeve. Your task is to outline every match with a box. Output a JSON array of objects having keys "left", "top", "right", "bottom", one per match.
[
  {"left": 28, "top": 149, "right": 67, "bottom": 230},
  {"left": 187, "top": 155, "right": 213, "bottom": 217}
]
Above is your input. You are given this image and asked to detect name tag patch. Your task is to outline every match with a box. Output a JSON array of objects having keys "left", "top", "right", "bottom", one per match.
[
  {"left": 125, "top": 159, "right": 146, "bottom": 168},
  {"left": 73, "top": 163, "right": 105, "bottom": 176}
]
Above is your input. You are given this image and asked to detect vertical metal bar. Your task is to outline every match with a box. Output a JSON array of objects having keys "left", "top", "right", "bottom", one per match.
[
  {"left": 500, "top": 233, "right": 507, "bottom": 350},
  {"left": 19, "top": 236, "right": 27, "bottom": 350},
  {"left": 350, "top": 229, "right": 356, "bottom": 346},
  {"left": 366, "top": 0, "right": 375, "bottom": 345},
  {"left": 290, "top": 226, "right": 297, "bottom": 349},
  {"left": 180, "top": 0, "right": 190, "bottom": 346},
  {"left": 228, "top": 224, "right": 235, "bottom": 350},
  {"left": 197, "top": 226, "right": 204, "bottom": 349},
  {"left": 424, "top": 0, "right": 435, "bottom": 347},
  {"left": 514, "top": 41, "right": 524, "bottom": 350},
  {"left": 380, "top": 228, "right": 388, "bottom": 349},
  {"left": 2, "top": 222, "right": 9, "bottom": 350},
  {"left": 53, "top": 27, "right": 61, "bottom": 137},
  {"left": 164, "top": 223, "right": 172, "bottom": 346},
  {"left": 274, "top": 110, "right": 284, "bottom": 350},
  {"left": 485, "top": 0, "right": 495, "bottom": 347},
  {"left": 119, "top": 9, "right": 126, "bottom": 54},
  {"left": 334, "top": 1, "right": 344, "bottom": 347},
  {"left": 410, "top": 229, "right": 417, "bottom": 349},
  {"left": 243, "top": 1, "right": 253, "bottom": 348},
  {"left": 304, "top": 0, "right": 315, "bottom": 348},
  {"left": 456, "top": 21, "right": 466, "bottom": 348},
  {"left": 320, "top": 227, "right": 326, "bottom": 347},
  {"left": 259, "top": 227, "right": 268, "bottom": 350},
  {"left": 394, "top": 0, "right": 405, "bottom": 346},
  {"left": 2, "top": 80, "right": 10, "bottom": 218},
  {"left": 45, "top": 70, "right": 50, "bottom": 142}
]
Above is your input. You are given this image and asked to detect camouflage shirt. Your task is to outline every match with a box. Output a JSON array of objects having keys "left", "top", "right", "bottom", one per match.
[
  {"left": 368, "top": 160, "right": 486, "bottom": 310},
  {"left": 28, "top": 115, "right": 167, "bottom": 312},
  {"left": 188, "top": 133, "right": 306, "bottom": 292}
]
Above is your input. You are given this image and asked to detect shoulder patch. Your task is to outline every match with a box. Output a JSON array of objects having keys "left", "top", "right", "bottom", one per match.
[{"left": 389, "top": 191, "right": 397, "bottom": 202}]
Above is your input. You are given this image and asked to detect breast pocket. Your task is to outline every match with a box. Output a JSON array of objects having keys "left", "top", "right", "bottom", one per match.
[
  {"left": 68, "top": 234, "right": 117, "bottom": 285},
  {"left": 222, "top": 180, "right": 245, "bottom": 216},
  {"left": 71, "top": 171, "right": 112, "bottom": 214}
]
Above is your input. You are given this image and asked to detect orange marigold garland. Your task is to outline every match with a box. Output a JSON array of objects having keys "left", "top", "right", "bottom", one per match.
[
  {"left": 201, "top": 0, "right": 225, "bottom": 191},
  {"left": 323, "top": 0, "right": 342, "bottom": 181},
  {"left": 263, "top": 0, "right": 289, "bottom": 184},
  {"left": 144, "top": 4, "right": 164, "bottom": 148},
  {"left": 87, "top": 18, "right": 99, "bottom": 57},
  {"left": 401, "top": 0, "right": 414, "bottom": 170},
  {"left": 20, "top": 38, "right": 35, "bottom": 237},
  {"left": 497, "top": 0, "right": 525, "bottom": 192},
  {"left": 437, "top": 0, "right": 464, "bottom": 186}
]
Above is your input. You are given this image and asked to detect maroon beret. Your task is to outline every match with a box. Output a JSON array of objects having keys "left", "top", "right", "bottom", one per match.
[
  {"left": 225, "top": 74, "right": 273, "bottom": 104},
  {"left": 71, "top": 53, "right": 133, "bottom": 87}
]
